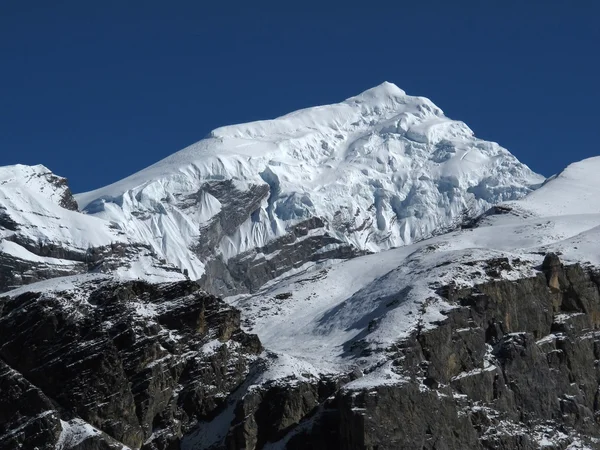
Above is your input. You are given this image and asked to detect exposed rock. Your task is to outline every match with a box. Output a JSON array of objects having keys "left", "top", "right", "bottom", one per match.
[
  {"left": 336, "top": 256, "right": 600, "bottom": 449},
  {"left": 225, "top": 376, "right": 345, "bottom": 449},
  {"left": 4, "top": 255, "right": 600, "bottom": 449},
  {"left": 0, "top": 250, "right": 85, "bottom": 293},
  {"left": 45, "top": 172, "right": 79, "bottom": 211},
  {"left": 0, "top": 239, "right": 183, "bottom": 294},
  {"left": 0, "top": 280, "right": 261, "bottom": 449},
  {"left": 0, "top": 359, "right": 62, "bottom": 449},
  {"left": 200, "top": 217, "right": 364, "bottom": 296},
  {"left": 191, "top": 181, "right": 271, "bottom": 261},
  {"left": 215, "top": 255, "right": 600, "bottom": 449},
  {"left": 338, "top": 383, "right": 481, "bottom": 450},
  {"left": 0, "top": 207, "right": 18, "bottom": 231},
  {"left": 542, "top": 252, "right": 563, "bottom": 292}
]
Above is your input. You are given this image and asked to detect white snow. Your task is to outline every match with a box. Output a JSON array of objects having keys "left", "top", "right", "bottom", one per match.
[
  {"left": 0, "top": 164, "right": 187, "bottom": 285},
  {"left": 75, "top": 82, "right": 542, "bottom": 280},
  {"left": 201, "top": 339, "right": 224, "bottom": 355},
  {"left": 56, "top": 418, "right": 130, "bottom": 449},
  {"left": 505, "top": 156, "right": 600, "bottom": 217},
  {"left": 0, "top": 164, "right": 71, "bottom": 204},
  {"left": 1, "top": 273, "right": 110, "bottom": 298},
  {"left": 0, "top": 239, "right": 73, "bottom": 265},
  {"left": 0, "top": 164, "right": 126, "bottom": 249}
]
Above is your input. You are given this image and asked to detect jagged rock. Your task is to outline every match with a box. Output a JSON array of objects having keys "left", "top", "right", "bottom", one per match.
[
  {"left": 45, "top": 172, "right": 79, "bottom": 211},
  {"left": 542, "top": 252, "right": 563, "bottom": 292},
  {"left": 0, "top": 280, "right": 261, "bottom": 449},
  {"left": 201, "top": 217, "right": 364, "bottom": 296},
  {"left": 227, "top": 255, "right": 600, "bottom": 449},
  {"left": 4, "top": 255, "right": 600, "bottom": 449},
  {"left": 0, "top": 250, "right": 85, "bottom": 293},
  {"left": 225, "top": 376, "right": 344, "bottom": 449},
  {"left": 338, "top": 384, "right": 481, "bottom": 450},
  {"left": 0, "top": 359, "right": 62, "bottom": 449}
]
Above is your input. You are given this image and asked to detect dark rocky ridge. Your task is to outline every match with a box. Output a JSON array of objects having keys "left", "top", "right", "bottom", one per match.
[
  {"left": 3, "top": 255, "right": 600, "bottom": 449},
  {"left": 0, "top": 239, "right": 182, "bottom": 294},
  {"left": 199, "top": 216, "right": 365, "bottom": 296},
  {"left": 219, "top": 254, "right": 600, "bottom": 449},
  {"left": 0, "top": 280, "right": 261, "bottom": 449},
  {"left": 0, "top": 207, "right": 18, "bottom": 232}
]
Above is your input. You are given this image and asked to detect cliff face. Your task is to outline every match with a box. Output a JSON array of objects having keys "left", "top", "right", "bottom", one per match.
[
  {"left": 0, "top": 280, "right": 261, "bottom": 450},
  {"left": 222, "top": 254, "right": 600, "bottom": 449},
  {"left": 3, "top": 254, "right": 600, "bottom": 450},
  {"left": 327, "top": 254, "right": 600, "bottom": 449}
]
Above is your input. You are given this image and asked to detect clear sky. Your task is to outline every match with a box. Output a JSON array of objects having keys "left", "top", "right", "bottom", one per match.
[{"left": 1, "top": 1, "right": 598, "bottom": 193}]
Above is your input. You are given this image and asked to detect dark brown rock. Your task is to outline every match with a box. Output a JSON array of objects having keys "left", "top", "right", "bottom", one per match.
[{"left": 0, "top": 280, "right": 261, "bottom": 449}]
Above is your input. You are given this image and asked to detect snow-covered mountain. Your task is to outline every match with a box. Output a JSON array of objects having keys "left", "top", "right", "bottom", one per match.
[
  {"left": 0, "top": 164, "right": 185, "bottom": 291},
  {"left": 3, "top": 83, "right": 600, "bottom": 449},
  {"left": 73, "top": 82, "right": 543, "bottom": 295}
]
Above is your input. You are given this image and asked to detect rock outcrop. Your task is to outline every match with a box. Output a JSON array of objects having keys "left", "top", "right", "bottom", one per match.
[
  {"left": 200, "top": 217, "right": 364, "bottom": 296},
  {"left": 3, "top": 255, "right": 600, "bottom": 449},
  {"left": 217, "top": 254, "right": 600, "bottom": 449},
  {"left": 0, "top": 280, "right": 261, "bottom": 449}
]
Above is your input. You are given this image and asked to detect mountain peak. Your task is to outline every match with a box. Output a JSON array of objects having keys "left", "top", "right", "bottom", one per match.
[
  {"left": 75, "top": 83, "right": 543, "bottom": 285},
  {"left": 208, "top": 81, "right": 437, "bottom": 143},
  {"left": 348, "top": 81, "right": 407, "bottom": 103},
  {"left": 0, "top": 164, "right": 78, "bottom": 211}
]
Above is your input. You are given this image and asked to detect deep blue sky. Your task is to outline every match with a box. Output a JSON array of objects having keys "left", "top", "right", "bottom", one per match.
[{"left": 1, "top": 1, "right": 599, "bottom": 193}]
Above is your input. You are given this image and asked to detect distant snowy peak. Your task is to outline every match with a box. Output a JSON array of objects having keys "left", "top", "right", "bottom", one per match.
[
  {"left": 0, "top": 164, "right": 78, "bottom": 211},
  {"left": 74, "top": 82, "right": 544, "bottom": 292},
  {"left": 504, "top": 156, "right": 600, "bottom": 217},
  {"left": 0, "top": 165, "right": 185, "bottom": 293}
]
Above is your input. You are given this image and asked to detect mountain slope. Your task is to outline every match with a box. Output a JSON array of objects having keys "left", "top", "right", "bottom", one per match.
[
  {"left": 230, "top": 156, "right": 600, "bottom": 377},
  {"left": 0, "top": 164, "right": 185, "bottom": 292},
  {"left": 3, "top": 157, "right": 600, "bottom": 449},
  {"left": 75, "top": 82, "right": 543, "bottom": 295},
  {"left": 216, "top": 156, "right": 600, "bottom": 449},
  {"left": 504, "top": 155, "right": 600, "bottom": 216}
]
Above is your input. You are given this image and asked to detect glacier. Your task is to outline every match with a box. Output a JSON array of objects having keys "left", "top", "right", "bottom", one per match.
[{"left": 74, "top": 82, "right": 543, "bottom": 287}]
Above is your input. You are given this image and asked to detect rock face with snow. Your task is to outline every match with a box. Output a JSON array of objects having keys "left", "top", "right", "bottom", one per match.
[
  {"left": 0, "top": 279, "right": 261, "bottom": 449},
  {"left": 3, "top": 256, "right": 600, "bottom": 449},
  {"left": 0, "top": 165, "right": 186, "bottom": 293},
  {"left": 206, "top": 255, "right": 600, "bottom": 450},
  {"left": 74, "top": 82, "right": 543, "bottom": 295},
  {"left": 5, "top": 83, "right": 600, "bottom": 450}
]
